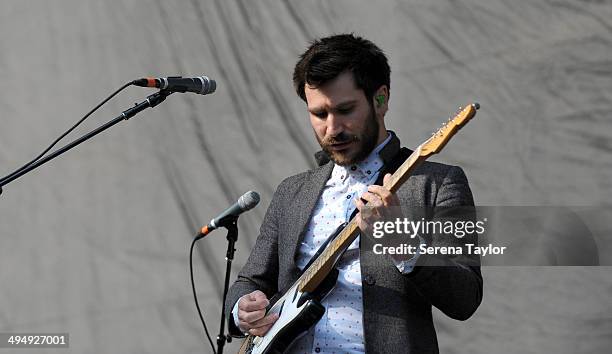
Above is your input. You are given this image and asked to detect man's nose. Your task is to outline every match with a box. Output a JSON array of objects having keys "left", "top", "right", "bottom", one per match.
[{"left": 326, "top": 113, "right": 343, "bottom": 137}]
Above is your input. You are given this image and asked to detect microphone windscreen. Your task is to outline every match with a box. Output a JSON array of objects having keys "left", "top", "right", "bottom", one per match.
[
  {"left": 238, "top": 191, "right": 260, "bottom": 211},
  {"left": 198, "top": 76, "right": 216, "bottom": 94}
]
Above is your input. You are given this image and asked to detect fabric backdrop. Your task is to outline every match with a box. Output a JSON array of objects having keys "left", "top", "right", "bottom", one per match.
[{"left": 1, "top": 1, "right": 610, "bottom": 353}]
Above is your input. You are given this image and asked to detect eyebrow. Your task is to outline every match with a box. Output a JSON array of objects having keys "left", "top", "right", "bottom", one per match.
[
  {"left": 334, "top": 101, "right": 357, "bottom": 109},
  {"left": 308, "top": 100, "right": 358, "bottom": 114}
]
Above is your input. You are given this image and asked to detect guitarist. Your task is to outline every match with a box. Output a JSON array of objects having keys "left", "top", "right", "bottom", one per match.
[{"left": 226, "top": 34, "right": 483, "bottom": 354}]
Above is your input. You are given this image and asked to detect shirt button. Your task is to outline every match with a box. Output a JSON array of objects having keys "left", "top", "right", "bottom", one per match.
[
  {"left": 346, "top": 195, "right": 351, "bottom": 200},
  {"left": 366, "top": 170, "right": 371, "bottom": 175},
  {"left": 350, "top": 166, "right": 357, "bottom": 171},
  {"left": 315, "top": 347, "right": 321, "bottom": 353},
  {"left": 364, "top": 274, "right": 376, "bottom": 285}
]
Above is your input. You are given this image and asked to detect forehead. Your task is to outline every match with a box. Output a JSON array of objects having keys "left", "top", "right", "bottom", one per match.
[{"left": 304, "top": 71, "right": 366, "bottom": 109}]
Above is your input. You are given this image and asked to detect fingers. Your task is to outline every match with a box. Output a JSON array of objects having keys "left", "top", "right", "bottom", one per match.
[
  {"left": 238, "top": 308, "right": 266, "bottom": 324},
  {"left": 248, "top": 290, "right": 267, "bottom": 302},
  {"left": 359, "top": 188, "right": 398, "bottom": 209},
  {"left": 354, "top": 196, "right": 366, "bottom": 211},
  {"left": 248, "top": 313, "right": 279, "bottom": 336},
  {"left": 383, "top": 173, "right": 392, "bottom": 186},
  {"left": 240, "top": 290, "right": 269, "bottom": 312},
  {"left": 366, "top": 187, "right": 398, "bottom": 207},
  {"left": 240, "top": 313, "right": 279, "bottom": 337},
  {"left": 360, "top": 191, "right": 384, "bottom": 206},
  {"left": 355, "top": 175, "right": 401, "bottom": 233},
  {"left": 366, "top": 185, "right": 390, "bottom": 201},
  {"left": 238, "top": 290, "right": 269, "bottom": 323},
  {"left": 250, "top": 313, "right": 279, "bottom": 329},
  {"left": 237, "top": 291, "right": 280, "bottom": 336}
]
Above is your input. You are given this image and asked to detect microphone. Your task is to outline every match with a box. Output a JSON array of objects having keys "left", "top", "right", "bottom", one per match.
[
  {"left": 133, "top": 76, "right": 216, "bottom": 95},
  {"left": 198, "top": 191, "right": 260, "bottom": 237}
]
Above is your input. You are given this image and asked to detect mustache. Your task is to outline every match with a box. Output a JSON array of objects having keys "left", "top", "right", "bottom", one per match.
[{"left": 322, "top": 132, "right": 359, "bottom": 146}]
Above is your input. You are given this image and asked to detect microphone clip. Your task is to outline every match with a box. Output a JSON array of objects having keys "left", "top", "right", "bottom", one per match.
[
  {"left": 195, "top": 215, "right": 239, "bottom": 242},
  {"left": 121, "top": 90, "right": 173, "bottom": 121}
]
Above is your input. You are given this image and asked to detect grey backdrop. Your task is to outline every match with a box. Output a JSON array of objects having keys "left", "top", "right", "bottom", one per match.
[{"left": 1, "top": 1, "right": 611, "bottom": 353}]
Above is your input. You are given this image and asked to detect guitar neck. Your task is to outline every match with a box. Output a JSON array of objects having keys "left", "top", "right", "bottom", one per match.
[{"left": 298, "top": 148, "right": 428, "bottom": 293}]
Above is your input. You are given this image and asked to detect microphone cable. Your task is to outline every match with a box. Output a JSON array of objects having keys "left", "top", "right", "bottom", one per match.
[
  {"left": 0, "top": 80, "right": 137, "bottom": 183},
  {"left": 190, "top": 237, "right": 217, "bottom": 354}
]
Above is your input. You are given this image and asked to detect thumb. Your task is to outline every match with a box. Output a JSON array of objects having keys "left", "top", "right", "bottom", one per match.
[
  {"left": 249, "top": 290, "right": 267, "bottom": 301},
  {"left": 383, "top": 173, "right": 392, "bottom": 186}
]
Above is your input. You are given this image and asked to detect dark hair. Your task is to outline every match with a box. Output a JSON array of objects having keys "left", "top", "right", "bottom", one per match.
[{"left": 293, "top": 33, "right": 390, "bottom": 103}]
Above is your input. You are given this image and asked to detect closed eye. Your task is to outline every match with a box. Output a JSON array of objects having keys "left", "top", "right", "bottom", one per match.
[
  {"left": 334, "top": 103, "right": 356, "bottom": 115},
  {"left": 311, "top": 110, "right": 327, "bottom": 119}
]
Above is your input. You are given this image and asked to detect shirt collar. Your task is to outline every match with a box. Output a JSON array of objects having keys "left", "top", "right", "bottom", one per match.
[{"left": 330, "top": 132, "right": 392, "bottom": 182}]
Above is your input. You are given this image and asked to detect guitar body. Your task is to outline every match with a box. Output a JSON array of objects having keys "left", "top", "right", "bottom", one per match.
[{"left": 238, "top": 269, "right": 338, "bottom": 354}]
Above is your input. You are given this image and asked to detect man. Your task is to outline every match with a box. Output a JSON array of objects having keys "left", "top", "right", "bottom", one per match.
[{"left": 226, "top": 34, "right": 482, "bottom": 354}]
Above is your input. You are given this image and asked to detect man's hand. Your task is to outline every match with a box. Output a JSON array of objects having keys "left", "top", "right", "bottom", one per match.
[
  {"left": 354, "top": 173, "right": 402, "bottom": 233},
  {"left": 237, "top": 290, "right": 279, "bottom": 336}
]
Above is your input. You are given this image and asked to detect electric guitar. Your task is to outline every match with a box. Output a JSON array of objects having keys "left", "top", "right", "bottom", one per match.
[{"left": 237, "top": 103, "right": 480, "bottom": 354}]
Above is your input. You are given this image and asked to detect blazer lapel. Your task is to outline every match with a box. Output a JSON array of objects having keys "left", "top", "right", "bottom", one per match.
[{"left": 287, "top": 161, "right": 334, "bottom": 264}]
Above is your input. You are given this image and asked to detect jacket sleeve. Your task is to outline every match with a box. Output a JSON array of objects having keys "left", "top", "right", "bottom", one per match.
[
  {"left": 405, "top": 166, "right": 483, "bottom": 321},
  {"left": 224, "top": 180, "right": 285, "bottom": 336}
]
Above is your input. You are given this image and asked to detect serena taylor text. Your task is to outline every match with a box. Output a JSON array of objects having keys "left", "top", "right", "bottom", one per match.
[{"left": 373, "top": 243, "right": 507, "bottom": 256}]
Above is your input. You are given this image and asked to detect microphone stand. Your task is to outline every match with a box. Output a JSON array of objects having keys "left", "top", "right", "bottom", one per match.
[
  {"left": 216, "top": 216, "right": 238, "bottom": 354},
  {"left": 0, "top": 90, "right": 173, "bottom": 195}
]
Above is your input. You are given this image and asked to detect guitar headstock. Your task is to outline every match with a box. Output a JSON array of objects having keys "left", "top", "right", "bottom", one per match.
[{"left": 419, "top": 103, "right": 479, "bottom": 157}]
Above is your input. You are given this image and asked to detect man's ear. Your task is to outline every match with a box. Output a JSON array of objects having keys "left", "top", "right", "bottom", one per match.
[{"left": 373, "top": 85, "right": 389, "bottom": 116}]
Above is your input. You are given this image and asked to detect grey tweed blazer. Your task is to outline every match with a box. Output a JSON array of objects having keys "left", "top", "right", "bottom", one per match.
[{"left": 226, "top": 132, "right": 483, "bottom": 353}]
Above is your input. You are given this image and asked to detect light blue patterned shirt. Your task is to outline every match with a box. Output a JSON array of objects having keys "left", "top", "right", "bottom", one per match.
[{"left": 289, "top": 134, "right": 392, "bottom": 354}]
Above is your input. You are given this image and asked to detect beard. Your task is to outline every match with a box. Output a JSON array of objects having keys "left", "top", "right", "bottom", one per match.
[{"left": 316, "top": 106, "right": 380, "bottom": 166}]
